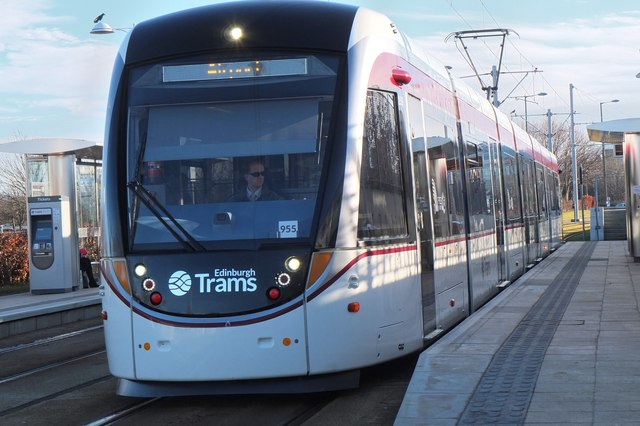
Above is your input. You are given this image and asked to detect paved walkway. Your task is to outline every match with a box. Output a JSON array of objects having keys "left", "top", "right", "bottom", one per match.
[{"left": 396, "top": 241, "right": 640, "bottom": 425}]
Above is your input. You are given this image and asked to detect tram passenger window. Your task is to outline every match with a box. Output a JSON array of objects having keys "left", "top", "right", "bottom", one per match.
[
  {"left": 465, "top": 142, "right": 480, "bottom": 167},
  {"left": 501, "top": 149, "right": 522, "bottom": 224},
  {"left": 425, "top": 116, "right": 464, "bottom": 239},
  {"left": 357, "top": 90, "right": 408, "bottom": 240},
  {"left": 465, "top": 142, "right": 483, "bottom": 216},
  {"left": 536, "top": 165, "right": 548, "bottom": 218},
  {"left": 522, "top": 159, "right": 537, "bottom": 217},
  {"left": 544, "top": 170, "right": 556, "bottom": 216},
  {"left": 552, "top": 174, "right": 561, "bottom": 215}
]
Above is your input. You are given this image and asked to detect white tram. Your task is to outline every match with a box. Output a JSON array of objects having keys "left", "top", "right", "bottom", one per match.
[{"left": 99, "top": 1, "right": 562, "bottom": 396}]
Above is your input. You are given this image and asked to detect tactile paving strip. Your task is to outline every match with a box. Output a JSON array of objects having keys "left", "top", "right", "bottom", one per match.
[{"left": 457, "top": 242, "right": 597, "bottom": 425}]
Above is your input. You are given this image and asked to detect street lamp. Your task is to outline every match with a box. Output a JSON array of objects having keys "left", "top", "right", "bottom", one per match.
[
  {"left": 89, "top": 13, "right": 130, "bottom": 34},
  {"left": 599, "top": 99, "right": 620, "bottom": 206},
  {"left": 513, "top": 92, "right": 547, "bottom": 132}
]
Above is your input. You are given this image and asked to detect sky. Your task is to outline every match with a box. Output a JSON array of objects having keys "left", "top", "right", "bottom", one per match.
[{"left": 0, "top": 0, "right": 639, "bottom": 145}]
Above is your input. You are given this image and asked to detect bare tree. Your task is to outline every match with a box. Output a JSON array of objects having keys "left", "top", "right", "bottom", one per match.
[
  {"left": 0, "top": 127, "right": 29, "bottom": 231},
  {"left": 528, "top": 120, "right": 600, "bottom": 208},
  {"left": 0, "top": 154, "right": 27, "bottom": 228}
]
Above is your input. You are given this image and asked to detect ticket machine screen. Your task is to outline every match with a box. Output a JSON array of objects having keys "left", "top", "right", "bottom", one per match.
[
  {"left": 34, "top": 220, "right": 53, "bottom": 243},
  {"left": 30, "top": 211, "right": 55, "bottom": 269}
]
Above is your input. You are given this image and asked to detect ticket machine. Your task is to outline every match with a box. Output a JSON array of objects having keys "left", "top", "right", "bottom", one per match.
[{"left": 28, "top": 196, "right": 79, "bottom": 293}]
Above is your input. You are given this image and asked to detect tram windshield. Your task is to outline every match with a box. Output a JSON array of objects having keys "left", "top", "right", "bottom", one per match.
[{"left": 125, "top": 53, "right": 339, "bottom": 250}]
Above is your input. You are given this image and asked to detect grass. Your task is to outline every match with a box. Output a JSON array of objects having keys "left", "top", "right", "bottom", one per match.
[{"left": 562, "top": 208, "right": 591, "bottom": 241}]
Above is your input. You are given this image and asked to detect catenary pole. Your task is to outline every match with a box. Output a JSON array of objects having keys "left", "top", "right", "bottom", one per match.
[
  {"left": 570, "top": 83, "right": 579, "bottom": 222},
  {"left": 547, "top": 109, "right": 552, "bottom": 151}
]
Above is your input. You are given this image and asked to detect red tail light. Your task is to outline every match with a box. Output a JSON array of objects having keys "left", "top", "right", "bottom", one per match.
[
  {"left": 267, "top": 287, "right": 281, "bottom": 300},
  {"left": 150, "top": 292, "right": 163, "bottom": 305}
]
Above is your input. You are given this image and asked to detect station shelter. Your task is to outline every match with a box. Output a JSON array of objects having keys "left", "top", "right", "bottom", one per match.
[
  {"left": 0, "top": 138, "right": 102, "bottom": 292},
  {"left": 587, "top": 118, "right": 640, "bottom": 261}
]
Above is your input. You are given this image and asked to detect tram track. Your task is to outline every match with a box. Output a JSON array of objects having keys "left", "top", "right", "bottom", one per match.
[
  {"left": 83, "top": 393, "right": 337, "bottom": 426},
  {"left": 0, "top": 317, "right": 414, "bottom": 425},
  {"left": 0, "top": 325, "right": 104, "bottom": 355},
  {"left": 0, "top": 375, "right": 113, "bottom": 418},
  {"left": 0, "top": 318, "right": 113, "bottom": 422},
  {"left": 281, "top": 394, "right": 339, "bottom": 426},
  {"left": 85, "top": 397, "right": 163, "bottom": 426},
  {"left": 0, "top": 349, "right": 105, "bottom": 385}
]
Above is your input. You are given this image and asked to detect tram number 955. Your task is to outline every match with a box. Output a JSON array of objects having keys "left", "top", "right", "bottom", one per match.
[{"left": 278, "top": 221, "right": 298, "bottom": 238}]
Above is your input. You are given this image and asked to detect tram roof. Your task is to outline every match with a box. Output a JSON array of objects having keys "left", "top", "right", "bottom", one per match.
[{"left": 125, "top": 1, "right": 359, "bottom": 64}]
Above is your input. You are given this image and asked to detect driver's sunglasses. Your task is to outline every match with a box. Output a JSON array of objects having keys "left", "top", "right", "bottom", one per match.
[{"left": 249, "top": 171, "right": 266, "bottom": 177}]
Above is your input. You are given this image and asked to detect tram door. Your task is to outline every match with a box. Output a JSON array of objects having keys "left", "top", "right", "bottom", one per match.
[
  {"left": 521, "top": 157, "right": 539, "bottom": 267},
  {"left": 490, "top": 142, "right": 508, "bottom": 285},
  {"left": 407, "top": 95, "right": 436, "bottom": 337}
]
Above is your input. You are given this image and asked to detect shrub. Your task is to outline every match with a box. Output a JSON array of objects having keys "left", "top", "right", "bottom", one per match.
[{"left": 0, "top": 231, "right": 29, "bottom": 285}]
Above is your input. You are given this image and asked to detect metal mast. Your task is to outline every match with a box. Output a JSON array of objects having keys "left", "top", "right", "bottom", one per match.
[{"left": 445, "top": 28, "right": 515, "bottom": 107}]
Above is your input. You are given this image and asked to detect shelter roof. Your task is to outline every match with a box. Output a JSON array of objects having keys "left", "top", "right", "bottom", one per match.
[
  {"left": 587, "top": 118, "right": 640, "bottom": 143},
  {"left": 0, "top": 138, "right": 102, "bottom": 160}
]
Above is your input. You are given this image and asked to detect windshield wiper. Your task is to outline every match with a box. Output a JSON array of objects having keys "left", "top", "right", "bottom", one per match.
[{"left": 127, "top": 180, "right": 205, "bottom": 252}]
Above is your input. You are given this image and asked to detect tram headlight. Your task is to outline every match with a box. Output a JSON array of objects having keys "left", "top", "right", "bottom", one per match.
[
  {"left": 285, "top": 256, "right": 301, "bottom": 272},
  {"left": 225, "top": 26, "right": 243, "bottom": 41},
  {"left": 134, "top": 263, "right": 147, "bottom": 277}
]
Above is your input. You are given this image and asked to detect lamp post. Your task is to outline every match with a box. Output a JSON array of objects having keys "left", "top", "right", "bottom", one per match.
[
  {"left": 514, "top": 92, "right": 547, "bottom": 132},
  {"left": 90, "top": 13, "right": 130, "bottom": 34},
  {"left": 599, "top": 99, "right": 620, "bottom": 206}
]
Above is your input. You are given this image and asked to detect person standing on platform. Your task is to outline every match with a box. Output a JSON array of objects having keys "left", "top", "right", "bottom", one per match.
[{"left": 80, "top": 247, "right": 98, "bottom": 288}]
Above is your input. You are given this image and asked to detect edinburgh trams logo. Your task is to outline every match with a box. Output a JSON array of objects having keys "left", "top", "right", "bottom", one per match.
[
  {"left": 168, "top": 270, "right": 192, "bottom": 296},
  {"left": 168, "top": 268, "right": 258, "bottom": 296}
]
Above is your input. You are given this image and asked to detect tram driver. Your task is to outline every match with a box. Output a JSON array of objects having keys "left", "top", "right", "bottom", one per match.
[{"left": 229, "top": 158, "right": 282, "bottom": 202}]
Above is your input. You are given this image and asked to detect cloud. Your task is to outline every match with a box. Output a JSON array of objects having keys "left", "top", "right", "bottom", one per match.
[
  {"left": 412, "top": 11, "right": 640, "bottom": 122},
  {"left": 0, "top": 1, "right": 56, "bottom": 34},
  {"left": 0, "top": 1, "right": 117, "bottom": 141},
  {"left": 0, "top": 41, "right": 115, "bottom": 97}
]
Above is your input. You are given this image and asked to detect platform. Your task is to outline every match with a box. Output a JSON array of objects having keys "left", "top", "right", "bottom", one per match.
[
  {"left": 0, "top": 287, "right": 101, "bottom": 339},
  {"left": 396, "top": 240, "right": 640, "bottom": 425}
]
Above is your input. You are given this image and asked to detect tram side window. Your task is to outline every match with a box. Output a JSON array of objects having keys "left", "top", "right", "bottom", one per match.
[
  {"left": 527, "top": 160, "right": 538, "bottom": 218},
  {"left": 553, "top": 174, "right": 561, "bottom": 215},
  {"left": 357, "top": 90, "right": 408, "bottom": 240},
  {"left": 425, "top": 115, "right": 464, "bottom": 239},
  {"left": 536, "top": 164, "right": 548, "bottom": 218},
  {"left": 501, "top": 150, "right": 522, "bottom": 224},
  {"left": 544, "top": 170, "right": 558, "bottom": 216},
  {"left": 482, "top": 142, "right": 495, "bottom": 216},
  {"left": 465, "top": 141, "right": 484, "bottom": 216},
  {"left": 519, "top": 157, "right": 537, "bottom": 218}
]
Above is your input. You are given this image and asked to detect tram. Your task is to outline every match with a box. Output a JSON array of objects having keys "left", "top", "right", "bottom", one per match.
[{"left": 99, "top": 1, "right": 562, "bottom": 396}]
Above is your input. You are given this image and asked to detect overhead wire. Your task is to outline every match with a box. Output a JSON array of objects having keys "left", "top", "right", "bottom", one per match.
[
  {"left": 480, "top": 0, "right": 574, "bottom": 111},
  {"left": 445, "top": 1, "right": 525, "bottom": 95},
  {"left": 446, "top": 0, "right": 572, "bottom": 112}
]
